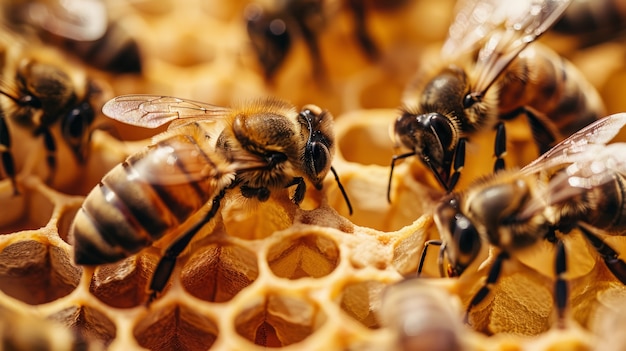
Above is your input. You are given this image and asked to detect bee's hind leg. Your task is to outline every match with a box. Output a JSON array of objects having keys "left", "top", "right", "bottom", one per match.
[
  {"left": 554, "top": 239, "right": 569, "bottom": 328},
  {"left": 0, "top": 117, "right": 19, "bottom": 195},
  {"left": 146, "top": 190, "right": 227, "bottom": 305}
]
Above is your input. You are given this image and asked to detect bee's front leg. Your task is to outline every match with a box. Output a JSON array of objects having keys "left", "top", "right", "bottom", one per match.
[
  {"left": 494, "top": 122, "right": 506, "bottom": 172},
  {"left": 285, "top": 177, "right": 305, "bottom": 205},
  {"left": 35, "top": 127, "right": 57, "bottom": 185}
]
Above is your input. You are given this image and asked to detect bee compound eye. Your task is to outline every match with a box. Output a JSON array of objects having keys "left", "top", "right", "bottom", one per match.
[
  {"left": 427, "top": 113, "right": 455, "bottom": 150},
  {"left": 448, "top": 213, "right": 481, "bottom": 275},
  {"left": 310, "top": 141, "right": 330, "bottom": 176},
  {"left": 63, "top": 102, "right": 95, "bottom": 142}
]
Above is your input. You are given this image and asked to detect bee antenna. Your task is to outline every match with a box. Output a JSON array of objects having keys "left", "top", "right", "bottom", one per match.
[{"left": 330, "top": 166, "right": 352, "bottom": 215}]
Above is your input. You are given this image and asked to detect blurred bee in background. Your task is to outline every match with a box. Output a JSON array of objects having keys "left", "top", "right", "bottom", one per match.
[
  {"left": 0, "top": 30, "right": 101, "bottom": 194},
  {"left": 1, "top": 0, "right": 142, "bottom": 73},
  {"left": 0, "top": 307, "right": 104, "bottom": 351},
  {"left": 387, "top": 0, "right": 605, "bottom": 199},
  {"left": 425, "top": 113, "right": 626, "bottom": 327},
  {"left": 379, "top": 279, "right": 468, "bottom": 351},
  {"left": 70, "top": 94, "right": 352, "bottom": 302},
  {"left": 552, "top": 0, "right": 626, "bottom": 47},
  {"left": 244, "top": 0, "right": 407, "bottom": 80}
]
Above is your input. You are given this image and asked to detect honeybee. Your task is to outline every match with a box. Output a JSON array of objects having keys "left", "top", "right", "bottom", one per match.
[
  {"left": 379, "top": 279, "right": 468, "bottom": 351},
  {"left": 423, "top": 112, "right": 626, "bottom": 327},
  {"left": 0, "top": 307, "right": 104, "bottom": 351},
  {"left": 388, "top": 0, "right": 605, "bottom": 198},
  {"left": 244, "top": 0, "right": 406, "bottom": 80},
  {"left": 70, "top": 94, "right": 352, "bottom": 302},
  {"left": 2, "top": 0, "right": 141, "bottom": 73},
  {"left": 0, "top": 31, "right": 100, "bottom": 194}
]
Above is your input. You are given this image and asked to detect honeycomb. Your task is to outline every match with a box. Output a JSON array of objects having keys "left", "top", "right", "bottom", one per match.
[{"left": 0, "top": 0, "right": 625, "bottom": 350}]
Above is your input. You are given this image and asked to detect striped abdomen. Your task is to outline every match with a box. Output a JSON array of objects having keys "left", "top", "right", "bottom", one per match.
[
  {"left": 498, "top": 44, "right": 605, "bottom": 141},
  {"left": 71, "top": 129, "right": 234, "bottom": 265}
]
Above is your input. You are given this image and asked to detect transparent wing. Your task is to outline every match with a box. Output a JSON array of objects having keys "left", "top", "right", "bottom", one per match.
[
  {"left": 522, "top": 113, "right": 626, "bottom": 175},
  {"left": 102, "top": 94, "right": 231, "bottom": 129},
  {"left": 517, "top": 113, "right": 626, "bottom": 218},
  {"left": 128, "top": 140, "right": 238, "bottom": 186},
  {"left": 441, "top": 0, "right": 510, "bottom": 58},
  {"left": 442, "top": 0, "right": 570, "bottom": 95},
  {"left": 25, "top": 0, "right": 107, "bottom": 41}
]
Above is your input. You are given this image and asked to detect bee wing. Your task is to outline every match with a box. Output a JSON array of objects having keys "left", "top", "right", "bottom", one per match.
[
  {"left": 102, "top": 94, "right": 231, "bottom": 129},
  {"left": 442, "top": 0, "right": 570, "bottom": 95},
  {"left": 517, "top": 113, "right": 626, "bottom": 218},
  {"left": 531, "top": 143, "right": 626, "bottom": 214},
  {"left": 25, "top": 0, "right": 107, "bottom": 41},
  {"left": 522, "top": 113, "right": 626, "bottom": 175},
  {"left": 128, "top": 141, "right": 238, "bottom": 186},
  {"left": 441, "top": 0, "right": 510, "bottom": 58}
]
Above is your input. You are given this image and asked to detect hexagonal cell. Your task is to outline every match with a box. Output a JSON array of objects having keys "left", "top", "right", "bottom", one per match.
[
  {"left": 133, "top": 303, "right": 219, "bottom": 351},
  {"left": 89, "top": 253, "right": 157, "bottom": 308},
  {"left": 221, "top": 197, "right": 295, "bottom": 240},
  {"left": 267, "top": 232, "right": 340, "bottom": 279},
  {"left": 0, "top": 307, "right": 102, "bottom": 351},
  {"left": 181, "top": 243, "right": 259, "bottom": 303},
  {"left": 234, "top": 294, "right": 326, "bottom": 347},
  {"left": 336, "top": 110, "right": 396, "bottom": 167},
  {"left": 48, "top": 305, "right": 116, "bottom": 347},
  {"left": 0, "top": 183, "right": 54, "bottom": 234},
  {"left": 0, "top": 240, "right": 80, "bottom": 305},
  {"left": 57, "top": 206, "right": 80, "bottom": 245},
  {"left": 339, "top": 280, "right": 388, "bottom": 329}
]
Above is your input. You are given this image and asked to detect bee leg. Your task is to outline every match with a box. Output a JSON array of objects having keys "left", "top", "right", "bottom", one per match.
[
  {"left": 521, "top": 108, "right": 558, "bottom": 154},
  {"left": 284, "top": 177, "right": 306, "bottom": 205},
  {"left": 578, "top": 225, "right": 626, "bottom": 285},
  {"left": 447, "top": 138, "right": 466, "bottom": 192},
  {"left": 147, "top": 190, "right": 227, "bottom": 304},
  {"left": 554, "top": 239, "right": 568, "bottom": 328},
  {"left": 39, "top": 128, "right": 57, "bottom": 185},
  {"left": 417, "top": 240, "right": 445, "bottom": 277},
  {"left": 0, "top": 117, "right": 19, "bottom": 195},
  {"left": 387, "top": 151, "right": 416, "bottom": 203},
  {"left": 463, "top": 251, "right": 509, "bottom": 324},
  {"left": 493, "top": 123, "right": 506, "bottom": 172}
]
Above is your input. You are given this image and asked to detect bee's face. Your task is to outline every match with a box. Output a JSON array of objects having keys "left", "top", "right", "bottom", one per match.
[
  {"left": 394, "top": 111, "right": 457, "bottom": 171},
  {"left": 298, "top": 104, "right": 335, "bottom": 189},
  {"left": 245, "top": 3, "right": 292, "bottom": 79},
  {"left": 229, "top": 99, "right": 334, "bottom": 190},
  {"left": 434, "top": 194, "right": 482, "bottom": 277},
  {"left": 9, "top": 55, "right": 97, "bottom": 162}
]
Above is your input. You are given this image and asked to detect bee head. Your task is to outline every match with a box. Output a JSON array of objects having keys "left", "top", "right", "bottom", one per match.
[
  {"left": 394, "top": 111, "right": 458, "bottom": 187},
  {"left": 298, "top": 104, "right": 335, "bottom": 188},
  {"left": 434, "top": 194, "right": 482, "bottom": 277},
  {"left": 244, "top": 3, "right": 292, "bottom": 80}
]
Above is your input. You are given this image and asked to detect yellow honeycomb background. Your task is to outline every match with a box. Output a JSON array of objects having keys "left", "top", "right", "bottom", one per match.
[{"left": 1, "top": 0, "right": 626, "bottom": 350}]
